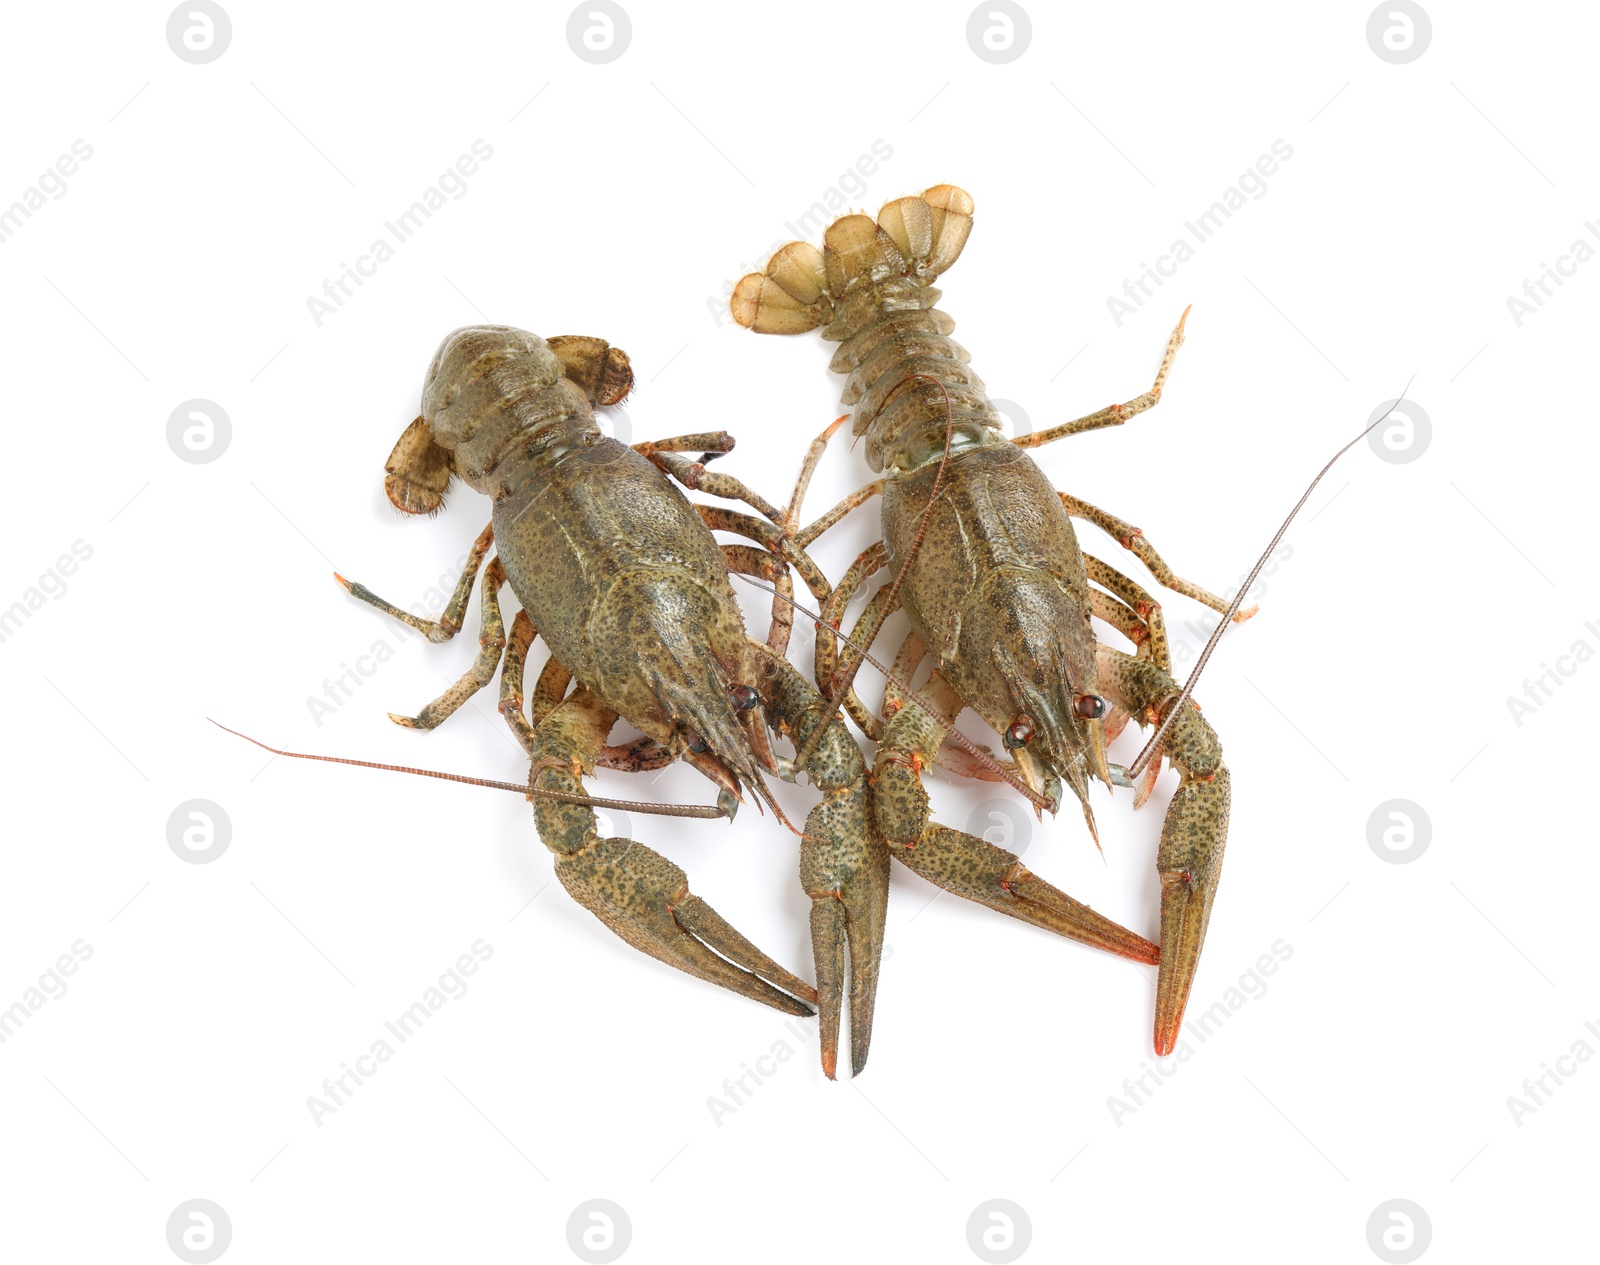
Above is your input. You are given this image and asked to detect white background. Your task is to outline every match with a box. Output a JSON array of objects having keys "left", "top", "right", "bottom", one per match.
[{"left": 2, "top": 2, "right": 1594, "bottom": 1262}]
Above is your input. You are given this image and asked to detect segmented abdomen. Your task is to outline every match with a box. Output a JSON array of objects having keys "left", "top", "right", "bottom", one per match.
[
  {"left": 731, "top": 185, "right": 994, "bottom": 476},
  {"left": 421, "top": 325, "right": 599, "bottom": 498},
  {"left": 830, "top": 308, "right": 1006, "bottom": 474}
]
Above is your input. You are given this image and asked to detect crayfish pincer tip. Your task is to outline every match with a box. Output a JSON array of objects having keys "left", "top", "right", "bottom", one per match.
[
  {"left": 717, "top": 790, "right": 739, "bottom": 821},
  {"left": 332, "top": 571, "right": 350, "bottom": 590}
]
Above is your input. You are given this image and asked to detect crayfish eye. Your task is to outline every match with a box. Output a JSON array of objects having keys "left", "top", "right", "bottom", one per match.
[
  {"left": 687, "top": 734, "right": 709, "bottom": 754},
  {"left": 1003, "top": 713, "right": 1035, "bottom": 749},
  {"left": 1074, "top": 694, "right": 1109, "bottom": 721},
  {"left": 728, "top": 683, "right": 759, "bottom": 712}
]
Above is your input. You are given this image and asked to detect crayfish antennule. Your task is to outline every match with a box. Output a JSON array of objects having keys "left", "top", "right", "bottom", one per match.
[{"left": 1082, "top": 801, "right": 1104, "bottom": 858}]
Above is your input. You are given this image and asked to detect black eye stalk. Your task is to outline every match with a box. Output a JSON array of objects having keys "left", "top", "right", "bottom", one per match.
[
  {"left": 1074, "top": 694, "right": 1109, "bottom": 721},
  {"left": 728, "top": 683, "right": 760, "bottom": 712},
  {"left": 1003, "top": 713, "right": 1035, "bottom": 749}
]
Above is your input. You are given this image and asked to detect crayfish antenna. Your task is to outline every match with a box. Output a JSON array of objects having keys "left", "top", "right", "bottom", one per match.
[
  {"left": 1126, "top": 375, "right": 1419, "bottom": 780},
  {"left": 208, "top": 720, "right": 729, "bottom": 820},
  {"left": 1082, "top": 800, "right": 1102, "bottom": 856}
]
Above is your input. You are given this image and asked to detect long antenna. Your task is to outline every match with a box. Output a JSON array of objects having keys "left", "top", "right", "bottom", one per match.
[
  {"left": 1124, "top": 380, "right": 1417, "bottom": 780},
  {"left": 210, "top": 720, "right": 729, "bottom": 819}
]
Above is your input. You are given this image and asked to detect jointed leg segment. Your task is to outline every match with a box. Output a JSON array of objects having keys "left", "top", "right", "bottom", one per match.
[
  {"left": 497, "top": 610, "right": 539, "bottom": 755},
  {"left": 1013, "top": 307, "right": 1190, "bottom": 449},
  {"left": 337, "top": 521, "right": 495, "bottom": 643},
  {"left": 1085, "top": 553, "right": 1171, "bottom": 671},
  {"left": 338, "top": 525, "right": 512, "bottom": 732},
  {"left": 812, "top": 542, "right": 895, "bottom": 743},
  {"left": 797, "top": 478, "right": 885, "bottom": 549},
  {"left": 1064, "top": 494, "right": 1257, "bottom": 622},
  {"left": 639, "top": 432, "right": 788, "bottom": 528},
  {"left": 388, "top": 557, "right": 509, "bottom": 730},
  {"left": 720, "top": 544, "right": 795, "bottom": 653}
]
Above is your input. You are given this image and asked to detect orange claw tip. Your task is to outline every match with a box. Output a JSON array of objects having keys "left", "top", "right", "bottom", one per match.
[
  {"left": 1154, "top": 1022, "right": 1182, "bottom": 1057},
  {"left": 332, "top": 572, "right": 350, "bottom": 590},
  {"left": 824, "top": 414, "right": 850, "bottom": 438}
]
